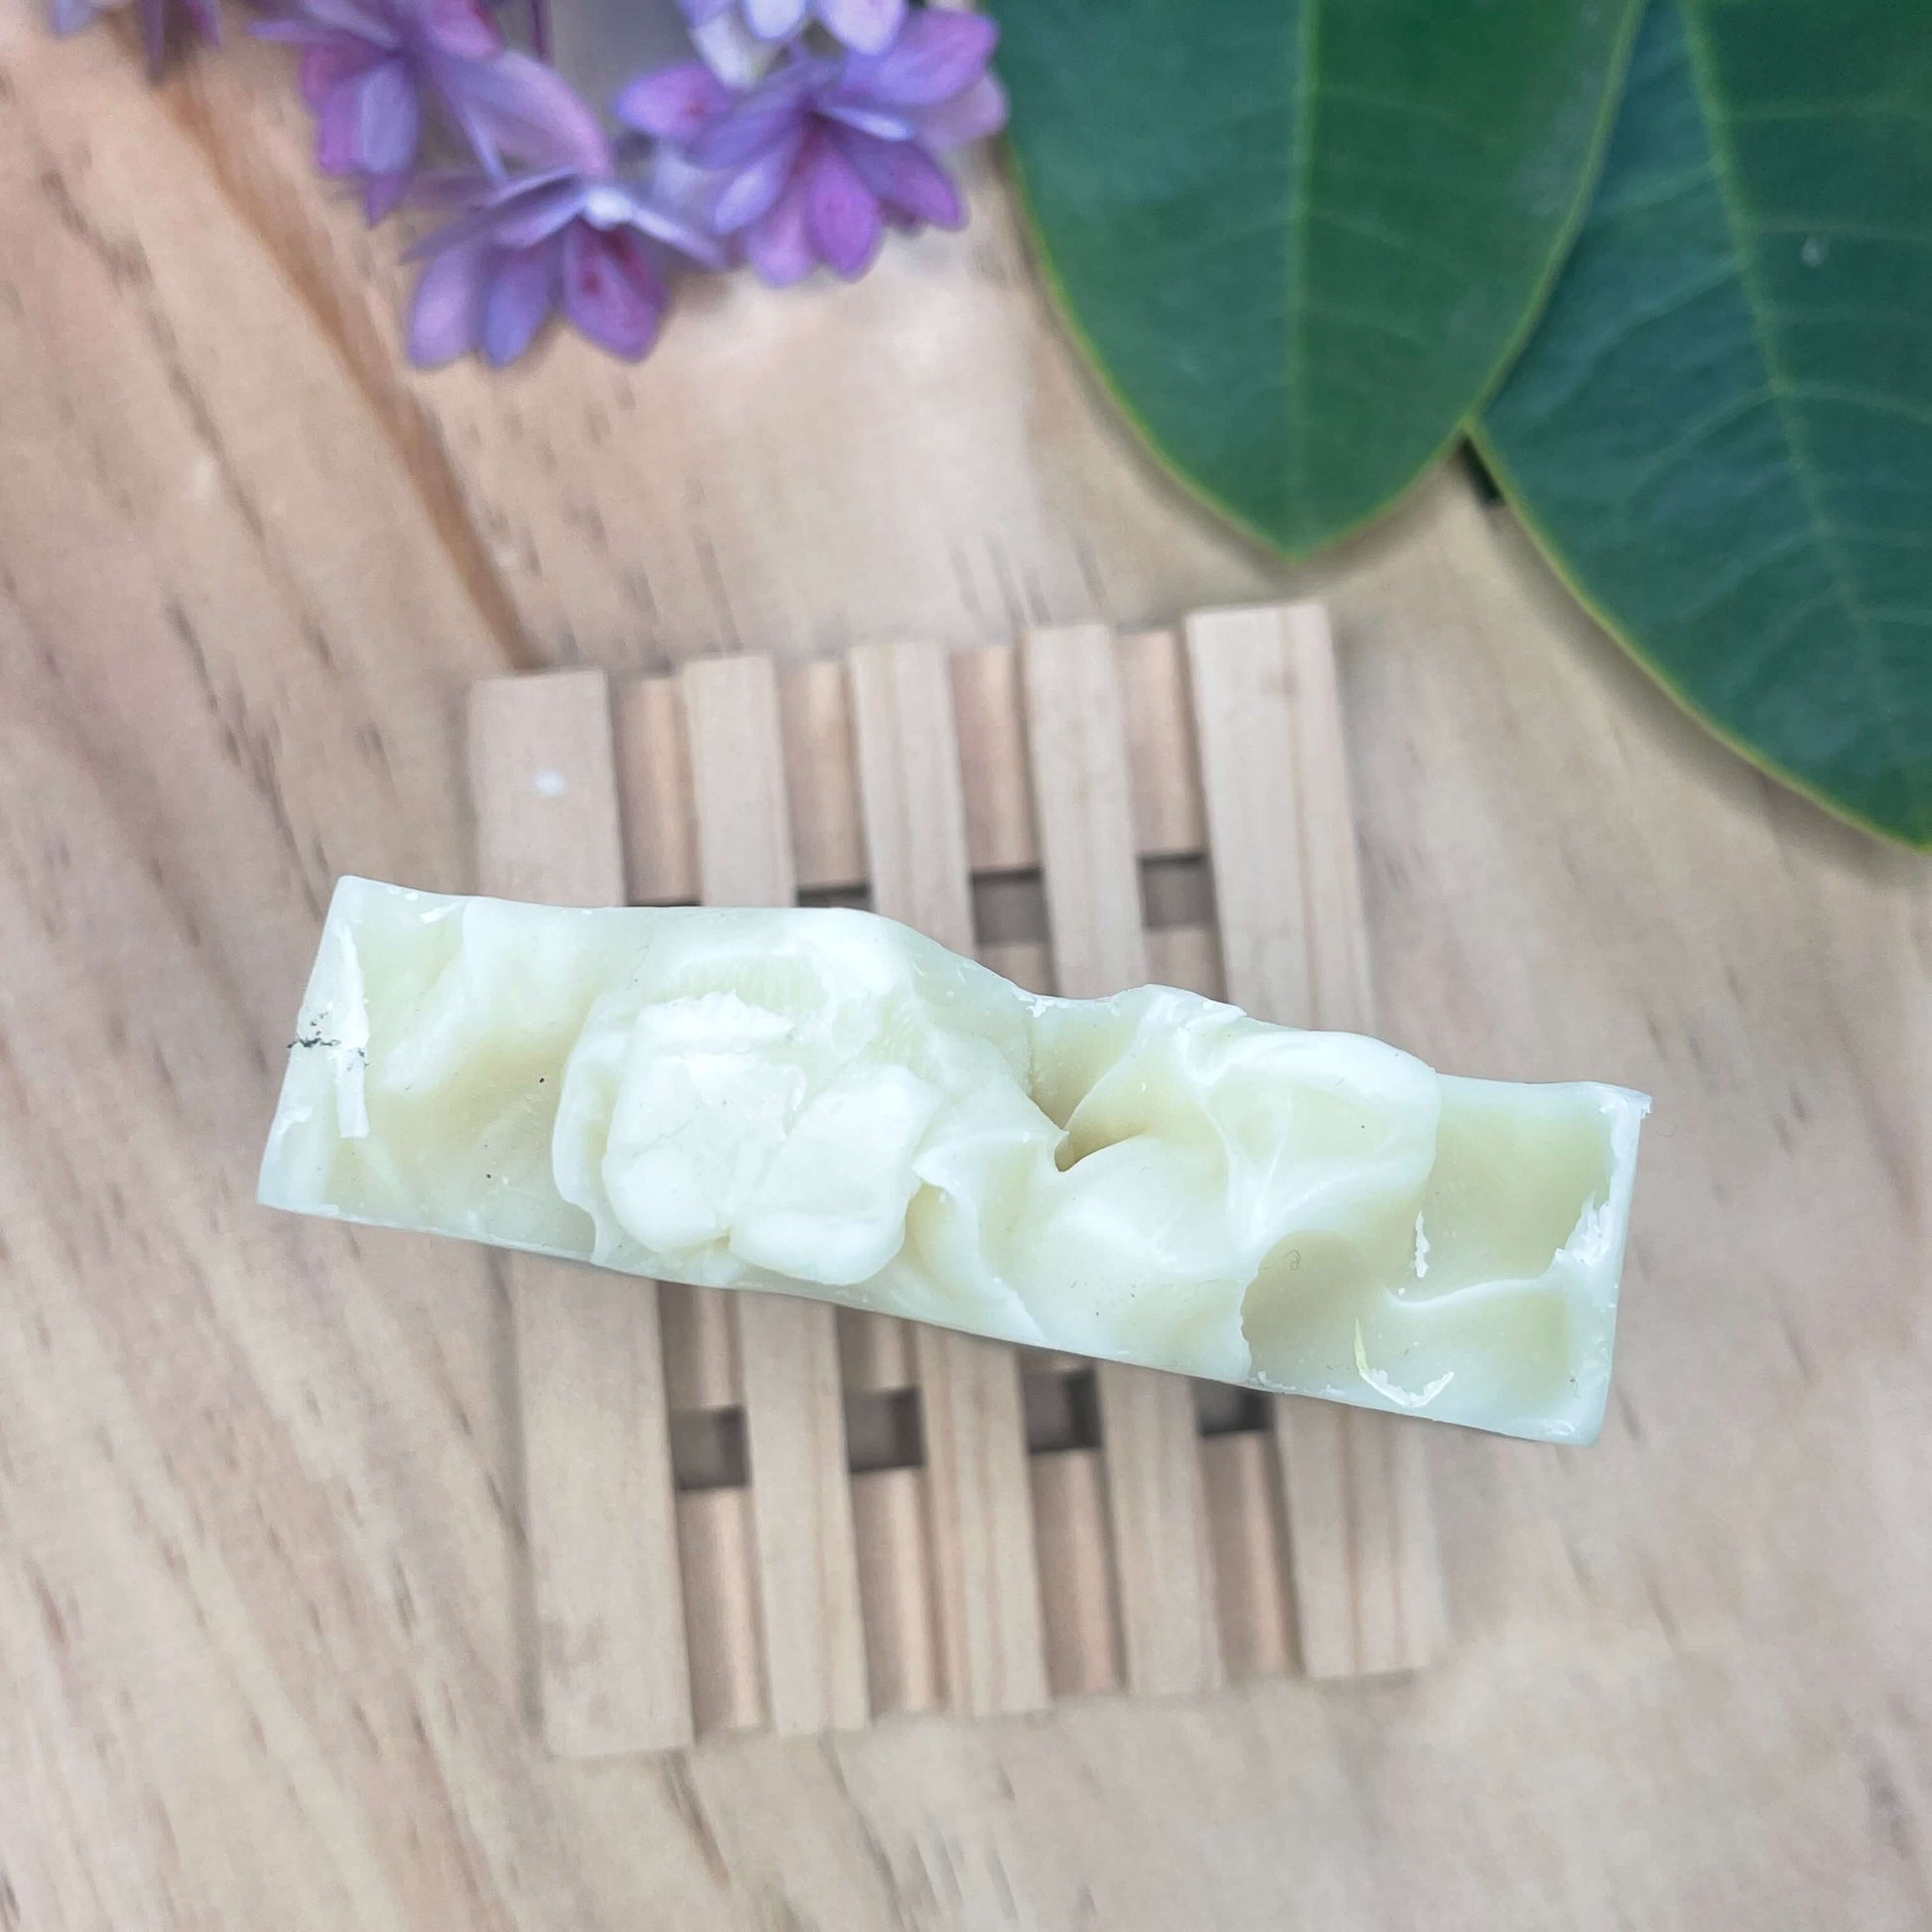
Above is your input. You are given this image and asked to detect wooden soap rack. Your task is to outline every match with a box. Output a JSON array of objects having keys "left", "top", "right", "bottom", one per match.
[{"left": 468, "top": 605, "right": 1447, "bottom": 1757}]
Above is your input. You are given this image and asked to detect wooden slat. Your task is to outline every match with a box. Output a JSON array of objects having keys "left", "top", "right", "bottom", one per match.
[
  {"left": 1278, "top": 607, "right": 1376, "bottom": 1036},
  {"left": 1118, "top": 628, "right": 1207, "bottom": 860},
  {"left": 848, "top": 639, "right": 1048, "bottom": 1718},
  {"left": 467, "top": 670, "right": 692, "bottom": 1755},
  {"left": 681, "top": 653, "right": 870, "bottom": 1734},
  {"left": 659, "top": 1281, "right": 741, "bottom": 1410},
  {"left": 950, "top": 643, "right": 1035, "bottom": 876},
  {"left": 840, "top": 640, "right": 945, "bottom": 1405},
  {"left": 850, "top": 641, "right": 978, "bottom": 946},
  {"left": 1145, "top": 922, "right": 1224, "bottom": 1004},
  {"left": 1279, "top": 609, "right": 1445, "bottom": 1675},
  {"left": 836, "top": 1308, "right": 918, "bottom": 1393},
  {"left": 1020, "top": 625, "right": 1151, "bottom": 992},
  {"left": 677, "top": 1487, "right": 766, "bottom": 1736},
  {"left": 685, "top": 655, "right": 801, "bottom": 913},
  {"left": 781, "top": 658, "right": 869, "bottom": 894},
  {"left": 1029, "top": 1449, "right": 1123, "bottom": 1697},
  {"left": 606, "top": 663, "right": 776, "bottom": 1413},
  {"left": 983, "top": 923, "right": 1221, "bottom": 1004},
  {"left": 850, "top": 1468, "right": 942, "bottom": 1715},
  {"left": 1143, "top": 880, "right": 1287, "bottom": 1682},
  {"left": 1200, "top": 1433, "right": 1294, "bottom": 1680},
  {"left": 951, "top": 637, "right": 1210, "bottom": 877},
  {"left": 977, "top": 936, "right": 1054, "bottom": 996},
  {"left": 1185, "top": 602, "right": 1446, "bottom": 1678},
  {"left": 1023, "top": 1349, "right": 1090, "bottom": 1379},
  {"left": 1020, "top": 623, "right": 1223, "bottom": 1700},
  {"left": 627, "top": 635, "right": 1208, "bottom": 900},
  {"left": 611, "top": 672, "right": 697, "bottom": 905}
]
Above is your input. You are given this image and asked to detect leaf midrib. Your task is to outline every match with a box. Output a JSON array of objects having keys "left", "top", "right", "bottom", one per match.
[
  {"left": 1285, "top": 0, "right": 1322, "bottom": 537},
  {"left": 1677, "top": 0, "right": 1928, "bottom": 829}
]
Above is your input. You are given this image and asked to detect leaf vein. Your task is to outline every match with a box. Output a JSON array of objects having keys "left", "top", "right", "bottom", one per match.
[
  {"left": 1307, "top": 205, "right": 1474, "bottom": 284},
  {"left": 1619, "top": 383, "right": 1778, "bottom": 489},
  {"left": 1681, "top": 0, "right": 1929, "bottom": 826}
]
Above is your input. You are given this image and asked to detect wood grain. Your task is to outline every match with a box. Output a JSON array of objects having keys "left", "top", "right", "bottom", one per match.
[
  {"left": 1118, "top": 628, "right": 1207, "bottom": 861},
  {"left": 676, "top": 1487, "right": 766, "bottom": 1736},
  {"left": 1200, "top": 1432, "right": 1295, "bottom": 1681},
  {"left": 1021, "top": 623, "right": 1224, "bottom": 1700},
  {"left": 849, "top": 1468, "right": 942, "bottom": 1717},
  {"left": 611, "top": 674, "right": 697, "bottom": 907},
  {"left": 780, "top": 658, "right": 868, "bottom": 896},
  {"left": 1029, "top": 1449, "right": 1125, "bottom": 1697},
  {"left": 680, "top": 654, "right": 870, "bottom": 1736},
  {"left": 5, "top": 22, "right": 1929, "bottom": 1922},
  {"left": 468, "top": 670, "right": 693, "bottom": 1754},
  {"left": 1187, "top": 603, "right": 1447, "bottom": 1678}
]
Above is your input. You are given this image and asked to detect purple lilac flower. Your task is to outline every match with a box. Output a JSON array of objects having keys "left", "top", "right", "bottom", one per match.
[
  {"left": 617, "top": 9, "right": 1005, "bottom": 286},
  {"left": 52, "top": 0, "right": 218, "bottom": 78},
  {"left": 255, "top": 0, "right": 596, "bottom": 222},
  {"left": 679, "top": 0, "right": 902, "bottom": 59},
  {"left": 405, "top": 143, "right": 724, "bottom": 366}
]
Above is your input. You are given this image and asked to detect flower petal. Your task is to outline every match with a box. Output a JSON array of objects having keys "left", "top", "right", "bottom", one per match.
[
  {"left": 276, "top": 0, "right": 396, "bottom": 44},
  {"left": 813, "top": 0, "right": 900, "bottom": 56},
  {"left": 688, "top": 59, "right": 818, "bottom": 171},
  {"left": 355, "top": 58, "right": 421, "bottom": 177},
  {"left": 50, "top": 0, "right": 100, "bottom": 40},
  {"left": 404, "top": 165, "right": 495, "bottom": 213},
  {"left": 401, "top": 169, "right": 570, "bottom": 258},
  {"left": 314, "top": 79, "right": 362, "bottom": 174},
  {"left": 487, "top": 175, "right": 592, "bottom": 248},
  {"left": 362, "top": 167, "right": 412, "bottom": 222},
  {"left": 743, "top": 174, "right": 813, "bottom": 285},
  {"left": 619, "top": 189, "right": 730, "bottom": 270},
  {"left": 643, "top": 146, "right": 731, "bottom": 253},
  {"left": 708, "top": 128, "right": 804, "bottom": 233},
  {"left": 909, "top": 70, "right": 1006, "bottom": 151},
  {"left": 743, "top": 0, "right": 807, "bottom": 41},
  {"left": 408, "top": 240, "right": 486, "bottom": 365},
  {"left": 297, "top": 37, "right": 380, "bottom": 112},
  {"left": 482, "top": 242, "right": 558, "bottom": 365},
  {"left": 837, "top": 9, "right": 995, "bottom": 109},
  {"left": 420, "top": 0, "right": 499, "bottom": 60},
  {"left": 687, "top": 9, "right": 767, "bottom": 87},
  {"left": 832, "top": 126, "right": 960, "bottom": 229},
  {"left": 812, "top": 90, "right": 914, "bottom": 142},
  {"left": 561, "top": 223, "right": 666, "bottom": 360},
  {"left": 802, "top": 132, "right": 882, "bottom": 279},
  {"left": 139, "top": 0, "right": 167, "bottom": 76},
  {"left": 613, "top": 61, "right": 733, "bottom": 145},
  {"left": 453, "top": 51, "right": 611, "bottom": 176},
  {"left": 678, "top": 0, "right": 735, "bottom": 21}
]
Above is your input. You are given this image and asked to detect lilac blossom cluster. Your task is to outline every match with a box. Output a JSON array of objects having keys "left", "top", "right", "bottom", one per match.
[{"left": 55, "top": 0, "right": 1005, "bottom": 366}]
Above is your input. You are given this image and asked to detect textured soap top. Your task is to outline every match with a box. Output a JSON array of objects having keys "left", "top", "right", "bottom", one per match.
[{"left": 261, "top": 878, "right": 1647, "bottom": 1443}]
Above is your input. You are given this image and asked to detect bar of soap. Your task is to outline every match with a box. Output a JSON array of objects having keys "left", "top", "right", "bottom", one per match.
[{"left": 260, "top": 878, "right": 1648, "bottom": 1443}]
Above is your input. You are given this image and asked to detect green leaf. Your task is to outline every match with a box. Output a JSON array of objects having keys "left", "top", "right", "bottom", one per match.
[
  {"left": 992, "top": 0, "right": 1642, "bottom": 556},
  {"left": 1479, "top": 0, "right": 1932, "bottom": 846}
]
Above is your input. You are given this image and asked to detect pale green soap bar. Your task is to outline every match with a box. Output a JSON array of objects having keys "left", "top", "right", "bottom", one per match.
[{"left": 260, "top": 877, "right": 1648, "bottom": 1444}]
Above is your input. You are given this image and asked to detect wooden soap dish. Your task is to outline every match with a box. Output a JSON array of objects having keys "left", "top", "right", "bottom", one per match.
[{"left": 468, "top": 605, "right": 1447, "bottom": 1757}]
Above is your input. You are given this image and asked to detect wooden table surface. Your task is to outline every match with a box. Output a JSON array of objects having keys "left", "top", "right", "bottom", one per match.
[{"left": 4, "top": 17, "right": 1929, "bottom": 1930}]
